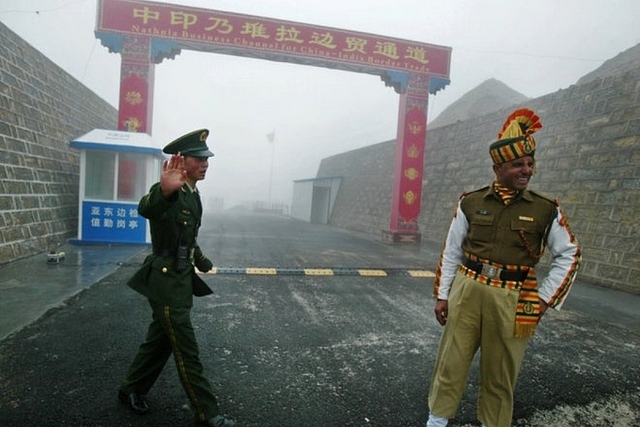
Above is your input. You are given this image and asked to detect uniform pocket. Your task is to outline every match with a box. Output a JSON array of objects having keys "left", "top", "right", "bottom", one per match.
[
  {"left": 175, "top": 210, "right": 197, "bottom": 244},
  {"left": 468, "top": 213, "right": 495, "bottom": 243},
  {"left": 176, "top": 210, "right": 195, "bottom": 227},
  {"left": 510, "top": 218, "right": 543, "bottom": 253},
  {"left": 510, "top": 219, "right": 537, "bottom": 234}
]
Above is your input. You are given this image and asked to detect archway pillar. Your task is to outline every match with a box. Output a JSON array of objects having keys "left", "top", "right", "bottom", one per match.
[
  {"left": 117, "top": 36, "right": 155, "bottom": 133},
  {"left": 382, "top": 74, "right": 430, "bottom": 243}
]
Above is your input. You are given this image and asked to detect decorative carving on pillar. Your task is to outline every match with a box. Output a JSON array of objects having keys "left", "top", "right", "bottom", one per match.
[
  {"left": 151, "top": 40, "right": 181, "bottom": 64},
  {"left": 405, "top": 73, "right": 430, "bottom": 110},
  {"left": 381, "top": 71, "right": 409, "bottom": 94}
]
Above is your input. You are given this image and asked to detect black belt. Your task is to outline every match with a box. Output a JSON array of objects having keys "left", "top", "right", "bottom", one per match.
[
  {"left": 153, "top": 248, "right": 195, "bottom": 259},
  {"left": 463, "top": 258, "right": 527, "bottom": 282},
  {"left": 153, "top": 249, "right": 173, "bottom": 257}
]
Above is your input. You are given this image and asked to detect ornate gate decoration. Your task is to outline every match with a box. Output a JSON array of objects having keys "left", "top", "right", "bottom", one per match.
[{"left": 96, "top": 0, "right": 451, "bottom": 243}]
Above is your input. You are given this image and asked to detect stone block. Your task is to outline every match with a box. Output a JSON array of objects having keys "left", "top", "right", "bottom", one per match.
[{"left": 596, "top": 263, "right": 630, "bottom": 282}]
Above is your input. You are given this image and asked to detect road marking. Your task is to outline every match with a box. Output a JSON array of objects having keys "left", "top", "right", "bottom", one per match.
[
  {"left": 407, "top": 270, "right": 436, "bottom": 277},
  {"left": 357, "top": 269, "right": 387, "bottom": 277},
  {"left": 246, "top": 268, "right": 277, "bottom": 275},
  {"left": 304, "top": 268, "right": 335, "bottom": 276}
]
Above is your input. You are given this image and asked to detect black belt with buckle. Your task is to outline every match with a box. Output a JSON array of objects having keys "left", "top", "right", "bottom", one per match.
[{"left": 463, "top": 258, "right": 527, "bottom": 282}]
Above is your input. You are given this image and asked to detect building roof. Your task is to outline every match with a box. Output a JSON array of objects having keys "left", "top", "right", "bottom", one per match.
[{"left": 69, "top": 129, "right": 163, "bottom": 156}]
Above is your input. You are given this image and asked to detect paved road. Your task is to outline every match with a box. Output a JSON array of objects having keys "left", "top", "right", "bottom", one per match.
[{"left": 0, "top": 212, "right": 638, "bottom": 427}]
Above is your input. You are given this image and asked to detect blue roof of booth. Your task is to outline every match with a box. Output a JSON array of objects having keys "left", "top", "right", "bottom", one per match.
[{"left": 70, "top": 129, "right": 164, "bottom": 156}]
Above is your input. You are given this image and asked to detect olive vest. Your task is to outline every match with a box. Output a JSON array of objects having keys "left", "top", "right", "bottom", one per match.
[{"left": 460, "top": 187, "right": 557, "bottom": 267}]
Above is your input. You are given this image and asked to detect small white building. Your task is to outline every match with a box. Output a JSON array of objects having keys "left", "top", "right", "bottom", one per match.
[
  {"left": 69, "top": 129, "right": 164, "bottom": 244},
  {"left": 291, "top": 176, "right": 342, "bottom": 224}
]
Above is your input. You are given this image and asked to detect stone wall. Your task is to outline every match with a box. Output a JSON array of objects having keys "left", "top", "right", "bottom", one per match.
[
  {"left": 0, "top": 22, "right": 117, "bottom": 264},
  {"left": 318, "top": 140, "right": 396, "bottom": 233},
  {"left": 319, "top": 68, "right": 640, "bottom": 294}
]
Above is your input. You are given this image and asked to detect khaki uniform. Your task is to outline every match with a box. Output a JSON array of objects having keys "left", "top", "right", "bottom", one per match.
[
  {"left": 428, "top": 109, "right": 581, "bottom": 427},
  {"left": 429, "top": 187, "right": 581, "bottom": 427}
]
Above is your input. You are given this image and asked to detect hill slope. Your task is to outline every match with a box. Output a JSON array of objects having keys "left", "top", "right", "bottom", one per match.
[{"left": 429, "top": 78, "right": 529, "bottom": 129}]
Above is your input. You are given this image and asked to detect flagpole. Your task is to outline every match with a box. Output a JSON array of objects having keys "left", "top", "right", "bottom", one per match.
[
  {"left": 268, "top": 138, "right": 275, "bottom": 204},
  {"left": 267, "top": 130, "right": 275, "bottom": 205}
]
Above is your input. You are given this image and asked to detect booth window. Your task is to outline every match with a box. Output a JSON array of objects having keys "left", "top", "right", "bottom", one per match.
[
  {"left": 85, "top": 151, "right": 115, "bottom": 200},
  {"left": 118, "top": 152, "right": 148, "bottom": 201},
  {"left": 84, "top": 151, "right": 149, "bottom": 201}
]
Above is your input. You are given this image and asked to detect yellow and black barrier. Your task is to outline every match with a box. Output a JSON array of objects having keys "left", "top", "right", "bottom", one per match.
[{"left": 200, "top": 267, "right": 435, "bottom": 278}]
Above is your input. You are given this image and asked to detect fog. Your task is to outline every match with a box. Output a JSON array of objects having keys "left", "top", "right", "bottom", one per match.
[{"left": 1, "top": 0, "right": 638, "bottom": 208}]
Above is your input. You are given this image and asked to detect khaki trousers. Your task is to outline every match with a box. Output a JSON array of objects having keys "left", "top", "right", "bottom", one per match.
[{"left": 428, "top": 272, "right": 529, "bottom": 427}]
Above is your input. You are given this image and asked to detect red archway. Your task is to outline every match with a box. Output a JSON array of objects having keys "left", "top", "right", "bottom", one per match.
[{"left": 96, "top": 0, "right": 451, "bottom": 243}]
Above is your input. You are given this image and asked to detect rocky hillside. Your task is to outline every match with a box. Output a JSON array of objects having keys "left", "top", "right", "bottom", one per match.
[
  {"left": 577, "top": 43, "right": 640, "bottom": 85},
  {"left": 428, "top": 42, "right": 640, "bottom": 130},
  {"left": 428, "top": 78, "right": 529, "bottom": 129}
]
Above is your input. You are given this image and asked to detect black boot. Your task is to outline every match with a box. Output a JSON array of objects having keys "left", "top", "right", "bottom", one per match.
[
  {"left": 118, "top": 390, "right": 149, "bottom": 414},
  {"left": 200, "top": 414, "right": 236, "bottom": 426}
]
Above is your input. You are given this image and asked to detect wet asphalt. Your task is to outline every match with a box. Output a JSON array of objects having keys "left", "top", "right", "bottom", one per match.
[{"left": 0, "top": 211, "right": 638, "bottom": 427}]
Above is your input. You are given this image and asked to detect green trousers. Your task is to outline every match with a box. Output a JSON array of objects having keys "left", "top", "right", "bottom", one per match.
[
  {"left": 120, "top": 302, "right": 220, "bottom": 422},
  {"left": 428, "top": 272, "right": 529, "bottom": 427}
]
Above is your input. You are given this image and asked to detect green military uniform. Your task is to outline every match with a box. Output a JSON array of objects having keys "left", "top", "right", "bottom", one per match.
[
  {"left": 119, "top": 129, "right": 223, "bottom": 424},
  {"left": 126, "top": 182, "right": 213, "bottom": 306}
]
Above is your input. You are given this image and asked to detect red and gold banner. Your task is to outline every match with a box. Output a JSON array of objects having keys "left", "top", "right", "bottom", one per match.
[
  {"left": 397, "top": 106, "right": 426, "bottom": 223},
  {"left": 119, "top": 72, "right": 150, "bottom": 132},
  {"left": 97, "top": 0, "right": 451, "bottom": 77},
  {"left": 117, "top": 36, "right": 155, "bottom": 133},
  {"left": 384, "top": 74, "right": 430, "bottom": 242}
]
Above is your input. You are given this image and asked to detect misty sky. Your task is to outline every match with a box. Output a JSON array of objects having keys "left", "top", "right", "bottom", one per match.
[{"left": 1, "top": 0, "right": 639, "bottom": 208}]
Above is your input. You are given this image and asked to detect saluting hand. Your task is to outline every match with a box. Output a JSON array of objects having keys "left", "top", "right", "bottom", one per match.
[{"left": 160, "top": 153, "right": 186, "bottom": 198}]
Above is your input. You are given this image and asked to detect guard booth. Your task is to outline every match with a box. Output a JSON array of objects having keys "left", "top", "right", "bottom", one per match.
[{"left": 69, "top": 129, "right": 163, "bottom": 244}]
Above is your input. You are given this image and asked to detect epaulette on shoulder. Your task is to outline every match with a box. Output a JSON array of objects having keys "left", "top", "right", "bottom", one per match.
[
  {"left": 528, "top": 189, "right": 558, "bottom": 205},
  {"left": 460, "top": 186, "right": 489, "bottom": 199}
]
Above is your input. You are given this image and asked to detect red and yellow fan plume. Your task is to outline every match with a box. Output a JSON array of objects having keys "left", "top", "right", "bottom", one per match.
[{"left": 498, "top": 108, "right": 543, "bottom": 140}]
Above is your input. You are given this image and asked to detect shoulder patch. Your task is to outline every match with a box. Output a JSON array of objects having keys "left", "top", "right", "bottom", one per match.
[
  {"left": 527, "top": 189, "right": 558, "bottom": 205},
  {"left": 462, "top": 186, "right": 489, "bottom": 199}
]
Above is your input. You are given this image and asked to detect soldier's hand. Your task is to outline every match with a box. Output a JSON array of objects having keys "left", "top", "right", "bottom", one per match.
[
  {"left": 195, "top": 257, "right": 213, "bottom": 273},
  {"left": 434, "top": 299, "right": 448, "bottom": 326},
  {"left": 160, "top": 153, "right": 186, "bottom": 197},
  {"left": 538, "top": 298, "right": 549, "bottom": 318}
]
